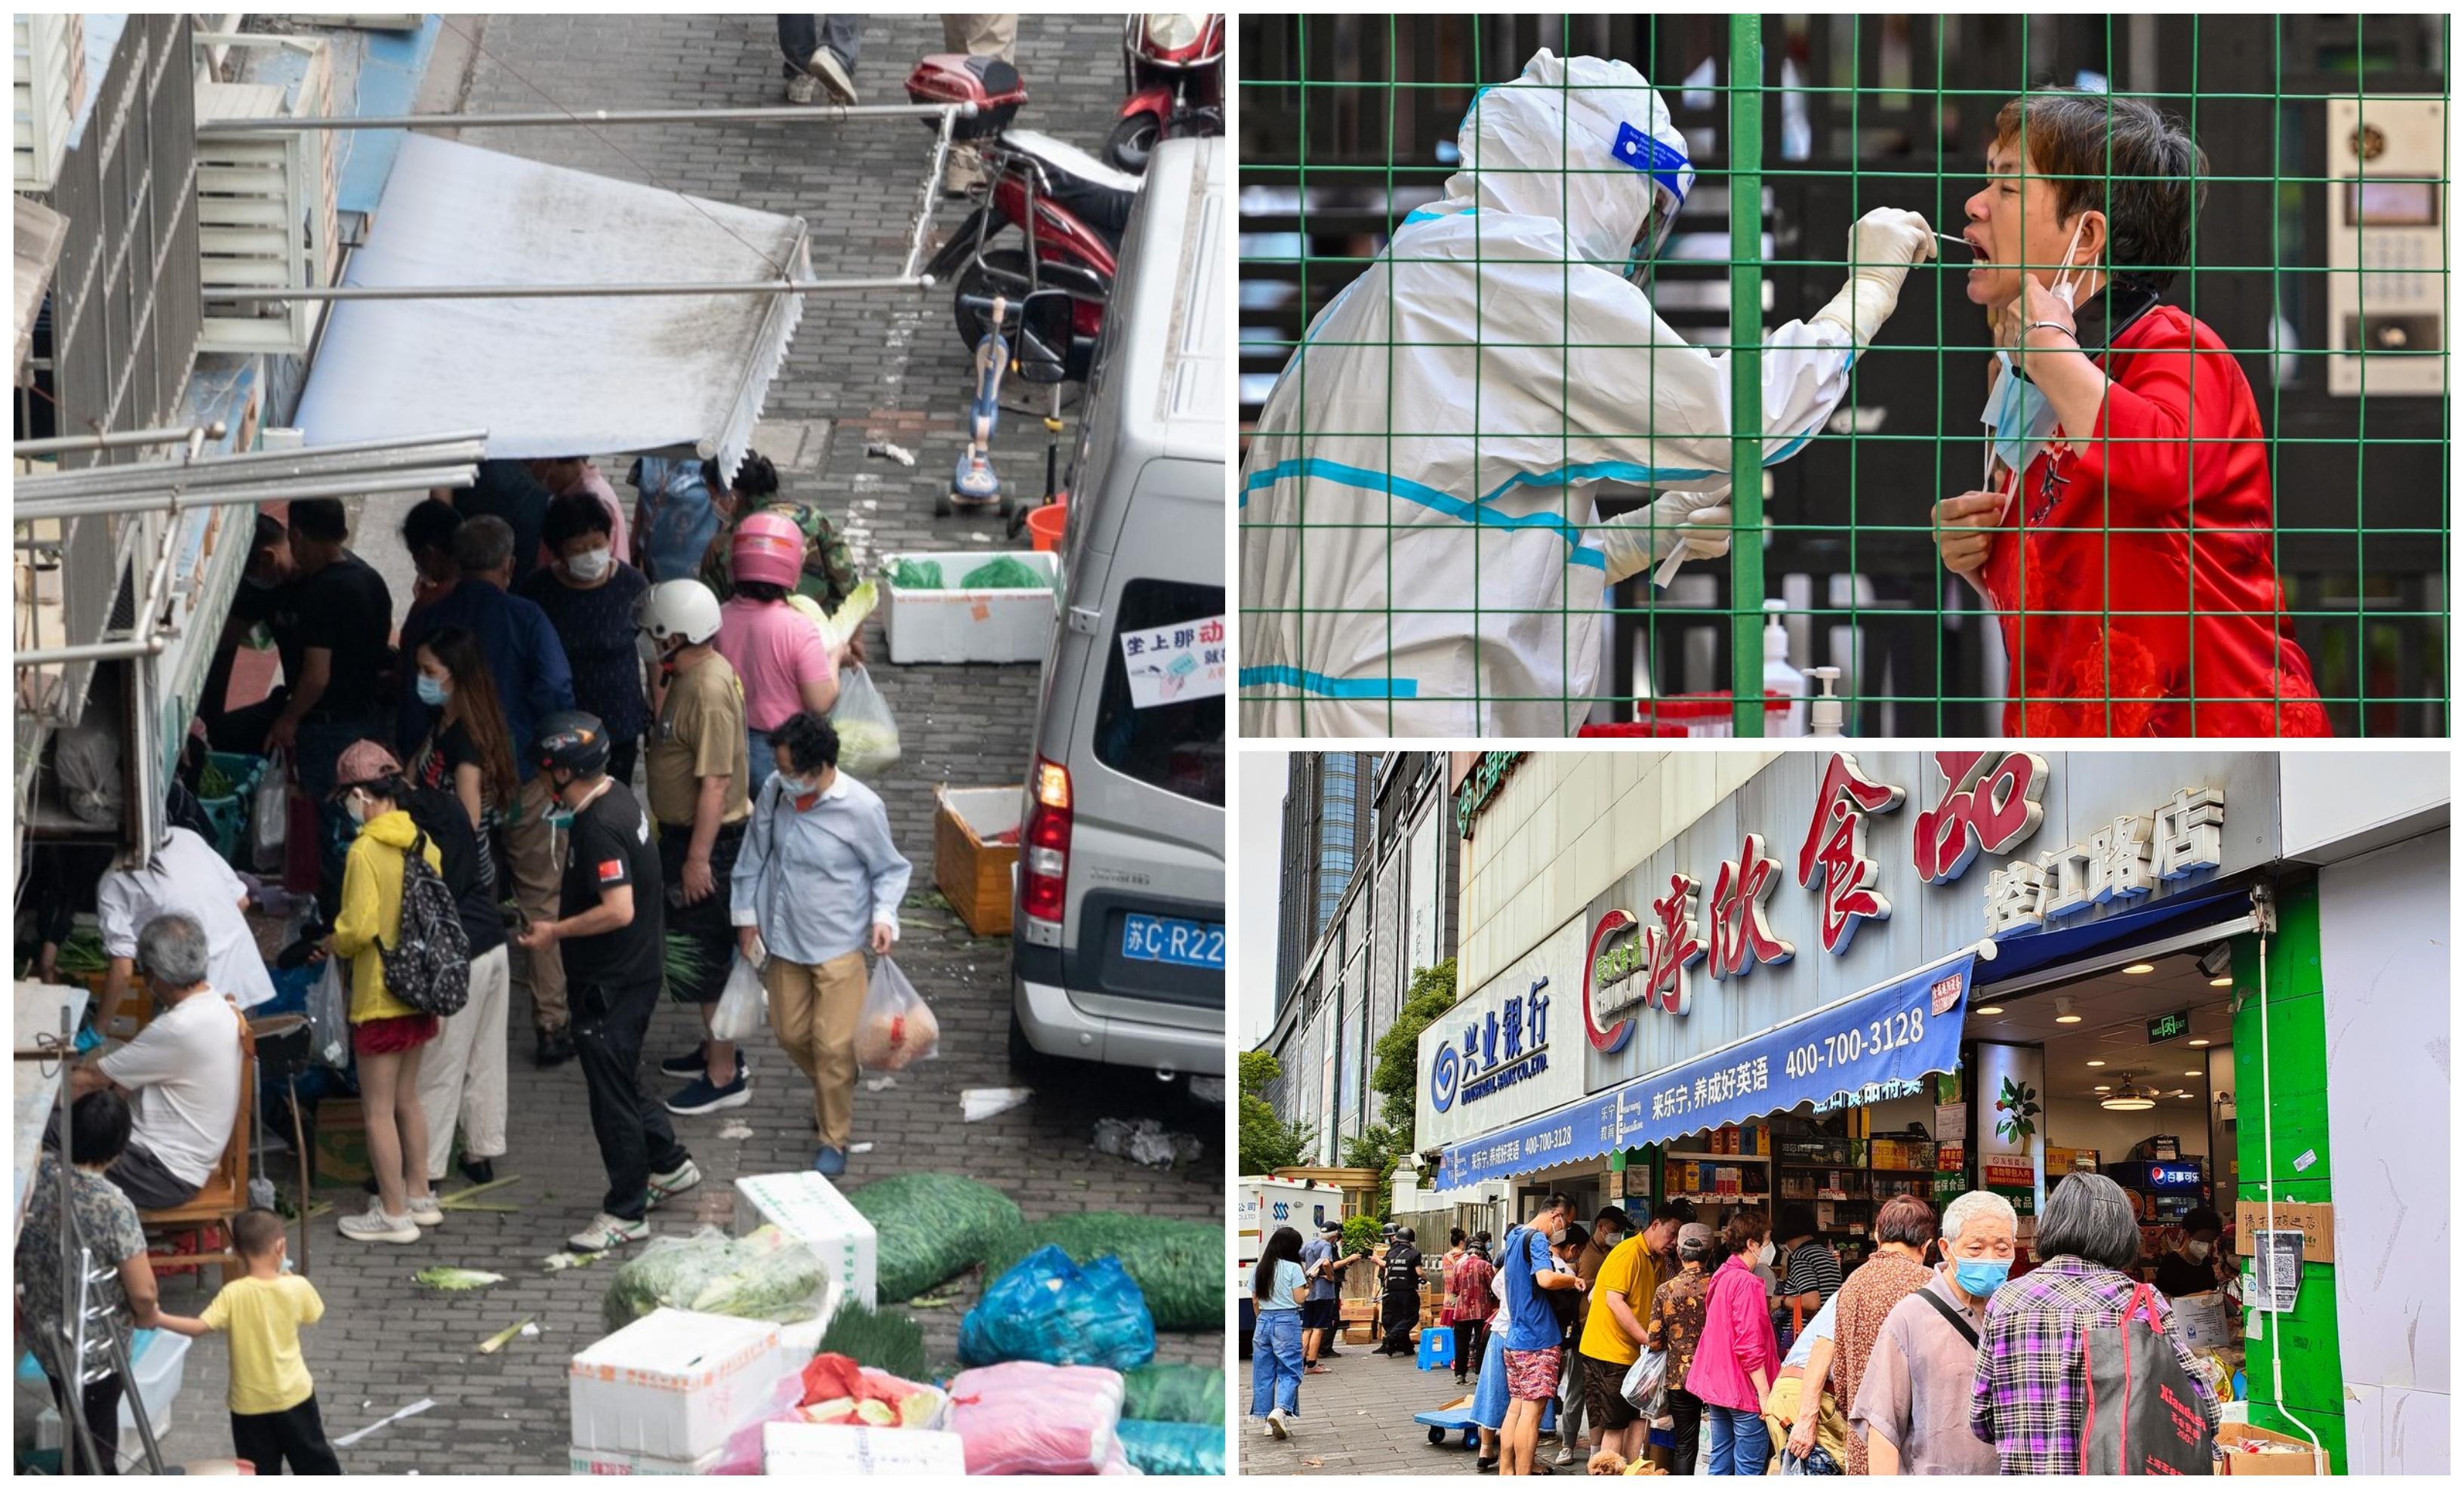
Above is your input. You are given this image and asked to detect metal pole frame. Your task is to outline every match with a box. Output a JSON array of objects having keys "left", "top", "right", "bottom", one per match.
[
  {"left": 1729, "top": 14, "right": 1767, "bottom": 738},
  {"left": 194, "top": 100, "right": 978, "bottom": 134},
  {"left": 12, "top": 422, "right": 227, "bottom": 458}
]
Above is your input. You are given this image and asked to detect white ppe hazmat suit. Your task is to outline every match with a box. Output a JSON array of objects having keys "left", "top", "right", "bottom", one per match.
[{"left": 1239, "top": 50, "right": 1935, "bottom": 737}]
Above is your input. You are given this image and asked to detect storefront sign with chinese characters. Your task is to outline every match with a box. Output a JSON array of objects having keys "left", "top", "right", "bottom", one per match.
[
  {"left": 1914, "top": 751, "right": 2049, "bottom": 883},
  {"left": 1796, "top": 754, "right": 1908, "bottom": 953},
  {"left": 1456, "top": 751, "right": 1526, "bottom": 840},
  {"left": 1430, "top": 976, "right": 1551, "bottom": 1114},
  {"left": 1985, "top": 787, "right": 2227, "bottom": 939},
  {"left": 1708, "top": 833, "right": 1795, "bottom": 978}
]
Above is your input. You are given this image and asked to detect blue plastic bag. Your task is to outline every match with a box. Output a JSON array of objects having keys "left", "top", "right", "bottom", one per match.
[
  {"left": 958, "top": 1244, "right": 1156, "bottom": 1371},
  {"left": 1119, "top": 1419, "right": 1224, "bottom": 1476}
]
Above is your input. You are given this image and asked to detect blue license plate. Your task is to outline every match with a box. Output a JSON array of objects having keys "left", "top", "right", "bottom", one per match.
[{"left": 1121, "top": 914, "right": 1224, "bottom": 969}]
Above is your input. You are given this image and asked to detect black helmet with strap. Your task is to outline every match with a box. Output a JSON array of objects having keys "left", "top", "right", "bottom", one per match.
[{"left": 534, "top": 710, "right": 611, "bottom": 777}]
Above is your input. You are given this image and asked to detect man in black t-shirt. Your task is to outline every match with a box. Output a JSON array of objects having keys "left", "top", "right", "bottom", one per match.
[{"left": 513, "top": 711, "right": 698, "bottom": 1253}]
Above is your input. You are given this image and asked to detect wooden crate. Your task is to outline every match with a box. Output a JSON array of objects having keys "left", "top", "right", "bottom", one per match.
[{"left": 934, "top": 785, "right": 1020, "bottom": 937}]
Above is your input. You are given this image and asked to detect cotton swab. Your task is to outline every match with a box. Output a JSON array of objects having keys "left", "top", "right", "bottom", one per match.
[{"left": 1936, "top": 232, "right": 1976, "bottom": 254}]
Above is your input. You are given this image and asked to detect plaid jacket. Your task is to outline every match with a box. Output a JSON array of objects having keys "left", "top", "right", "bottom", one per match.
[{"left": 1968, "top": 1253, "right": 2222, "bottom": 1474}]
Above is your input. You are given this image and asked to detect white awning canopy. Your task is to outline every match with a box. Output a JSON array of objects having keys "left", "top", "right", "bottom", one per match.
[
  {"left": 14, "top": 197, "right": 69, "bottom": 387},
  {"left": 292, "top": 134, "right": 809, "bottom": 480}
]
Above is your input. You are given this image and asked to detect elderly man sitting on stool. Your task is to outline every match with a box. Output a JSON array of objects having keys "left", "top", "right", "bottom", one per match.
[{"left": 67, "top": 913, "right": 246, "bottom": 1211}]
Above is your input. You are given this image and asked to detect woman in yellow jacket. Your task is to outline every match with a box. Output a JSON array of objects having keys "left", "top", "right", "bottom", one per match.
[{"left": 328, "top": 743, "right": 442, "bottom": 1244}]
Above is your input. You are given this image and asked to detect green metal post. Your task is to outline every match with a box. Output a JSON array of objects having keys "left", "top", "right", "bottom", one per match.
[{"left": 1729, "top": 13, "right": 1766, "bottom": 736}]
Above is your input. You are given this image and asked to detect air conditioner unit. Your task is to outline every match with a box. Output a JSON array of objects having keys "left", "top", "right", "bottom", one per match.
[
  {"left": 192, "top": 34, "right": 338, "bottom": 355},
  {"left": 12, "top": 13, "right": 85, "bottom": 193}
]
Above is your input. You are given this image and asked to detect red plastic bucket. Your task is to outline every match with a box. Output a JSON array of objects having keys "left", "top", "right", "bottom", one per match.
[{"left": 1025, "top": 503, "right": 1067, "bottom": 552}]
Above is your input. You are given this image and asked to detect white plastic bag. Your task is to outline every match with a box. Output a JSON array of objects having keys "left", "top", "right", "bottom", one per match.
[
  {"left": 855, "top": 957, "right": 939, "bottom": 1071},
  {"left": 251, "top": 749, "right": 288, "bottom": 874},
  {"left": 1623, "top": 1346, "right": 1667, "bottom": 1412},
  {"left": 306, "top": 956, "right": 350, "bottom": 1068},
  {"left": 710, "top": 953, "right": 768, "bottom": 1044},
  {"left": 828, "top": 664, "right": 901, "bottom": 775}
]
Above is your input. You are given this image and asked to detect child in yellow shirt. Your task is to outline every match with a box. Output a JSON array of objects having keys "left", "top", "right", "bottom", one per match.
[{"left": 156, "top": 1208, "right": 341, "bottom": 1473}]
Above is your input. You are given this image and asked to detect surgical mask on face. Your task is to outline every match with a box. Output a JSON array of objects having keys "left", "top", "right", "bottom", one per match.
[
  {"left": 415, "top": 674, "right": 450, "bottom": 707},
  {"left": 343, "top": 791, "right": 368, "bottom": 826},
  {"left": 2184, "top": 1241, "right": 2212, "bottom": 1262},
  {"left": 565, "top": 547, "right": 612, "bottom": 582},
  {"left": 1758, "top": 1241, "right": 1777, "bottom": 1269},
  {"left": 1954, "top": 1256, "right": 2013, "bottom": 1299}
]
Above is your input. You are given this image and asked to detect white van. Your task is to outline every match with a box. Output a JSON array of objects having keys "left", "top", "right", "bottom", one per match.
[{"left": 1009, "top": 135, "right": 1224, "bottom": 1079}]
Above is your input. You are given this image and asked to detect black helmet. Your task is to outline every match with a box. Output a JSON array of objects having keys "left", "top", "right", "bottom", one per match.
[
  {"left": 1397, "top": 1226, "right": 1417, "bottom": 1247},
  {"left": 534, "top": 711, "right": 611, "bottom": 777}
]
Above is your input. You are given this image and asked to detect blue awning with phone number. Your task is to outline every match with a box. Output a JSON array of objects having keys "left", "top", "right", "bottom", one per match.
[{"left": 1437, "top": 951, "right": 1976, "bottom": 1192}]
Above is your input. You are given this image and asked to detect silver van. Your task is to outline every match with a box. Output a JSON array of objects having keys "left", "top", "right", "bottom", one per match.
[{"left": 1009, "top": 135, "right": 1224, "bottom": 1079}]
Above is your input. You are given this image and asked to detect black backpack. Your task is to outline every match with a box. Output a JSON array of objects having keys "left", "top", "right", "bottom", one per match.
[{"left": 380, "top": 829, "right": 471, "bottom": 1017}]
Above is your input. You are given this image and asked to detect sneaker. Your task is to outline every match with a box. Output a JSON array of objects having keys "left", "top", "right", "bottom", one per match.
[
  {"left": 568, "top": 1212, "right": 649, "bottom": 1253},
  {"left": 458, "top": 1155, "right": 496, "bottom": 1186},
  {"left": 337, "top": 1198, "right": 418, "bottom": 1244},
  {"left": 664, "top": 1070, "right": 750, "bottom": 1116},
  {"left": 647, "top": 1158, "right": 702, "bottom": 1207},
  {"left": 658, "top": 1044, "right": 709, "bottom": 1077},
  {"left": 784, "top": 72, "right": 821, "bottom": 105},
  {"left": 805, "top": 47, "right": 858, "bottom": 105},
  {"left": 534, "top": 1027, "right": 575, "bottom": 1068},
  {"left": 408, "top": 1195, "right": 444, "bottom": 1228},
  {"left": 1266, "top": 1407, "right": 1290, "bottom": 1440},
  {"left": 1553, "top": 1445, "right": 1579, "bottom": 1467},
  {"left": 812, "top": 1145, "right": 847, "bottom": 1177}
]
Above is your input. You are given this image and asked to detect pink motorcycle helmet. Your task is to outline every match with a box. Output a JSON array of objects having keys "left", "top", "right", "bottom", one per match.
[{"left": 730, "top": 510, "right": 805, "bottom": 590}]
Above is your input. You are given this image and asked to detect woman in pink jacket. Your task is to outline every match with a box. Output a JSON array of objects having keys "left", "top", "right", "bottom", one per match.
[{"left": 1685, "top": 1207, "right": 1780, "bottom": 1474}]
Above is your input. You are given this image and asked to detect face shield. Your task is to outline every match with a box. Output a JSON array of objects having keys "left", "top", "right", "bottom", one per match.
[{"left": 1611, "top": 119, "right": 1693, "bottom": 281}]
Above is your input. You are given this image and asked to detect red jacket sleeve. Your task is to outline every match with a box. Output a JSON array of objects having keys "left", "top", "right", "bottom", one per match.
[{"left": 2068, "top": 312, "right": 2259, "bottom": 523}]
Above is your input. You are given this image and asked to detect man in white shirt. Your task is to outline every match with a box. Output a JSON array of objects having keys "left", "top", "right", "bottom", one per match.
[
  {"left": 70, "top": 914, "right": 245, "bottom": 1210},
  {"left": 94, "top": 824, "right": 276, "bottom": 1036}
]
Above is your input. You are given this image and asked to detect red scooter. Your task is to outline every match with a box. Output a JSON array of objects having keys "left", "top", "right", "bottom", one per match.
[
  {"left": 909, "top": 54, "right": 1141, "bottom": 382},
  {"left": 1105, "top": 13, "right": 1224, "bottom": 174}
]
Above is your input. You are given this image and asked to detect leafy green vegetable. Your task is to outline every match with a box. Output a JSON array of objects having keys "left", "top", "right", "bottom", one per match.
[
  {"left": 602, "top": 1225, "right": 824, "bottom": 1331},
  {"left": 833, "top": 721, "right": 899, "bottom": 777},
  {"left": 888, "top": 559, "right": 944, "bottom": 590},
  {"left": 663, "top": 933, "right": 710, "bottom": 1003},
  {"left": 959, "top": 555, "right": 1046, "bottom": 590},
  {"left": 1123, "top": 1364, "right": 1225, "bottom": 1425},
  {"left": 414, "top": 1266, "right": 506, "bottom": 1292},
  {"left": 817, "top": 1300, "right": 929, "bottom": 1380},
  {"left": 845, "top": 1174, "right": 1023, "bottom": 1302},
  {"left": 199, "top": 761, "right": 238, "bottom": 800}
]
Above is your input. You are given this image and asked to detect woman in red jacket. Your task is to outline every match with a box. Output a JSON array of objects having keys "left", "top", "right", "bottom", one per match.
[{"left": 1934, "top": 90, "right": 2330, "bottom": 738}]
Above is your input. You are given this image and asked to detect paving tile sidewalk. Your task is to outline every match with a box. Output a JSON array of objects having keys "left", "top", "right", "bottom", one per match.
[{"left": 1237, "top": 1340, "right": 1498, "bottom": 1476}]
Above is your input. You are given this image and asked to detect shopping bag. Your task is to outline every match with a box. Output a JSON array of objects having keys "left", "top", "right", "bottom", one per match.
[
  {"left": 709, "top": 954, "right": 768, "bottom": 1044},
  {"left": 2081, "top": 1283, "right": 2215, "bottom": 1474},
  {"left": 1622, "top": 1346, "right": 1668, "bottom": 1411},
  {"left": 828, "top": 664, "right": 901, "bottom": 775},
  {"left": 306, "top": 957, "right": 350, "bottom": 1068},
  {"left": 854, "top": 957, "right": 940, "bottom": 1071},
  {"left": 251, "top": 748, "right": 289, "bottom": 874}
]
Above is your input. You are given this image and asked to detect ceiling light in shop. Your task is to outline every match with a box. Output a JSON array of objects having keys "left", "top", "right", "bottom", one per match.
[
  {"left": 2188, "top": 1040, "right": 2211, "bottom": 1048},
  {"left": 2123, "top": 963, "right": 2156, "bottom": 975},
  {"left": 2094, "top": 1085, "right": 2111, "bottom": 1093},
  {"left": 2210, "top": 976, "right": 2233, "bottom": 987},
  {"left": 1975, "top": 1005, "right": 2004, "bottom": 1016},
  {"left": 2086, "top": 1059, "right": 2105, "bottom": 1067},
  {"left": 2054, "top": 996, "right": 2081, "bottom": 1024},
  {"left": 2184, "top": 1070, "right": 2201, "bottom": 1077},
  {"left": 2101, "top": 1075, "right": 2157, "bottom": 1111},
  {"left": 2176, "top": 1091, "right": 2195, "bottom": 1099}
]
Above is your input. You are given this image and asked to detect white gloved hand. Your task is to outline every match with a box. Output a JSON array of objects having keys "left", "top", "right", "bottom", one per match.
[
  {"left": 1597, "top": 488, "right": 1734, "bottom": 585},
  {"left": 1813, "top": 207, "right": 1936, "bottom": 349}
]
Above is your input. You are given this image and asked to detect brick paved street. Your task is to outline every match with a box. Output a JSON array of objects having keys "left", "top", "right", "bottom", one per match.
[
  {"left": 157, "top": 14, "right": 1223, "bottom": 1474},
  {"left": 1238, "top": 1341, "right": 1498, "bottom": 1475}
]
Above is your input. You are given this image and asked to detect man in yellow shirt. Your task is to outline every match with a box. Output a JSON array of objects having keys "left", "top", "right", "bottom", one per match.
[
  {"left": 1574, "top": 1201, "right": 1689, "bottom": 1466},
  {"left": 156, "top": 1208, "right": 341, "bottom": 1472}
]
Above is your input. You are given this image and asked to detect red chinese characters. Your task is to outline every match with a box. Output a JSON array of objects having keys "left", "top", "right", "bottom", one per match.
[
  {"left": 1913, "top": 751, "right": 2050, "bottom": 884},
  {"left": 1643, "top": 871, "right": 1705, "bottom": 1014},
  {"left": 1795, "top": 754, "right": 1907, "bottom": 954},
  {"left": 1708, "top": 832, "right": 1794, "bottom": 978}
]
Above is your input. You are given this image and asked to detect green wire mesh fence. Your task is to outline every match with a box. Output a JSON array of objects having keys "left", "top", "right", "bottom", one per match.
[{"left": 1237, "top": 13, "right": 2450, "bottom": 738}]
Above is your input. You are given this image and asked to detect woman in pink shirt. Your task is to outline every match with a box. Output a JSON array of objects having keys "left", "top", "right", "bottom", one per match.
[
  {"left": 1686, "top": 1207, "right": 1779, "bottom": 1475},
  {"left": 713, "top": 513, "right": 841, "bottom": 792}
]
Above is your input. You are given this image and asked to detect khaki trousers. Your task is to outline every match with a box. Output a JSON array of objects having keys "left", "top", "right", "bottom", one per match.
[
  {"left": 507, "top": 773, "right": 566, "bottom": 1031},
  {"left": 417, "top": 942, "right": 510, "bottom": 1179},
  {"left": 765, "top": 951, "right": 868, "bottom": 1148},
  {"left": 942, "top": 14, "right": 1016, "bottom": 60}
]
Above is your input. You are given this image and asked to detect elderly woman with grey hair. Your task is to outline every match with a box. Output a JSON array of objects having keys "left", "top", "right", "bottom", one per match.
[
  {"left": 69, "top": 913, "right": 245, "bottom": 1210},
  {"left": 1966, "top": 1172, "right": 2220, "bottom": 1474}
]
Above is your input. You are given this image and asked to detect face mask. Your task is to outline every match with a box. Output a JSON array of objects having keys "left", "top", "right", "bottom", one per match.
[
  {"left": 1954, "top": 1257, "right": 2013, "bottom": 1299},
  {"left": 415, "top": 674, "right": 450, "bottom": 707},
  {"left": 2185, "top": 1241, "right": 2212, "bottom": 1262},
  {"left": 1982, "top": 214, "right": 2094, "bottom": 485},
  {"left": 566, "top": 547, "right": 613, "bottom": 581},
  {"left": 344, "top": 792, "right": 369, "bottom": 826},
  {"left": 1758, "top": 1241, "right": 1778, "bottom": 1268}
]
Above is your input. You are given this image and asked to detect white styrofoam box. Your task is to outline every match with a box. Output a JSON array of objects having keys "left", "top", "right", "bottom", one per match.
[
  {"left": 879, "top": 550, "right": 1059, "bottom": 664},
  {"left": 734, "top": 1170, "right": 878, "bottom": 1309},
  {"left": 566, "top": 1442, "right": 726, "bottom": 1475},
  {"left": 762, "top": 1422, "right": 969, "bottom": 1476},
  {"left": 568, "top": 1309, "right": 793, "bottom": 1461},
  {"left": 118, "top": 1327, "right": 189, "bottom": 1438}
]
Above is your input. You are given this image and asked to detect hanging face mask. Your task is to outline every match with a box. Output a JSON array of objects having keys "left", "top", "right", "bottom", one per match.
[
  {"left": 566, "top": 547, "right": 613, "bottom": 582},
  {"left": 1981, "top": 215, "right": 2094, "bottom": 485},
  {"left": 415, "top": 674, "right": 450, "bottom": 708},
  {"left": 1954, "top": 1256, "right": 2013, "bottom": 1299}
]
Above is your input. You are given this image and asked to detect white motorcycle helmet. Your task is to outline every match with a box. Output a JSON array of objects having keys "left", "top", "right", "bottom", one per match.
[{"left": 637, "top": 578, "right": 722, "bottom": 646}]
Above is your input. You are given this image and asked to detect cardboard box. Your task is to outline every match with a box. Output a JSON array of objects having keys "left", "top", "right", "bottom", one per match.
[
  {"left": 2234, "top": 1202, "right": 2335, "bottom": 1264},
  {"left": 569, "top": 1309, "right": 793, "bottom": 1461},
  {"left": 567, "top": 1444, "right": 726, "bottom": 1475},
  {"left": 933, "top": 785, "right": 1019, "bottom": 936},
  {"left": 879, "top": 549, "right": 1059, "bottom": 664},
  {"left": 2216, "top": 1423, "right": 2327, "bottom": 1475},
  {"left": 1344, "top": 1321, "right": 1374, "bottom": 1343},
  {"left": 732, "top": 1171, "right": 879, "bottom": 1309},
  {"left": 762, "top": 1422, "right": 968, "bottom": 1475}
]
